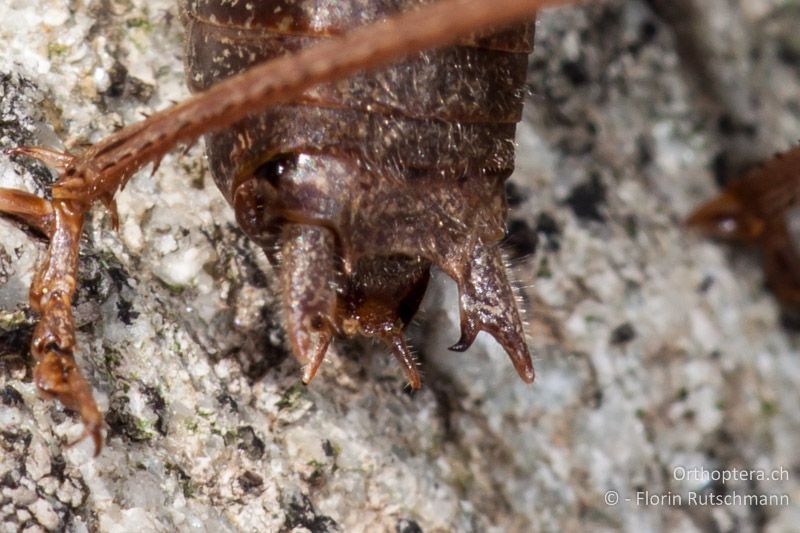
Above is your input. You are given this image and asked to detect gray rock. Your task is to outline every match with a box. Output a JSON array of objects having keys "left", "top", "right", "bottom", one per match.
[{"left": 1, "top": 0, "right": 799, "bottom": 531}]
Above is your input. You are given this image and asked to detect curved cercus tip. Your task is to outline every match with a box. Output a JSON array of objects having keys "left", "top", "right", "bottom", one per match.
[
  {"left": 448, "top": 324, "right": 478, "bottom": 352},
  {"left": 452, "top": 242, "right": 536, "bottom": 384},
  {"left": 300, "top": 331, "right": 333, "bottom": 385},
  {"left": 450, "top": 317, "right": 535, "bottom": 384},
  {"left": 448, "top": 340, "right": 472, "bottom": 352}
]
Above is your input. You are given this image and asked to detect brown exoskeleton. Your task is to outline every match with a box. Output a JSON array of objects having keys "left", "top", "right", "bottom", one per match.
[
  {"left": 0, "top": 0, "right": 575, "bottom": 453},
  {"left": 688, "top": 145, "right": 800, "bottom": 308}
]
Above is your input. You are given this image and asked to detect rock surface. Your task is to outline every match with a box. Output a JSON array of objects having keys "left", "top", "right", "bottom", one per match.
[{"left": 1, "top": 0, "right": 799, "bottom": 531}]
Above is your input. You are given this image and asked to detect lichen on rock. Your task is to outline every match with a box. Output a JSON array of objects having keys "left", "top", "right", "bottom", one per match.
[{"left": 1, "top": 1, "right": 799, "bottom": 532}]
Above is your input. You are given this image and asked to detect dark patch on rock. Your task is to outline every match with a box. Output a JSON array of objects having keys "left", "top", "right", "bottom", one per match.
[
  {"left": 778, "top": 40, "right": 800, "bottom": 66},
  {"left": 561, "top": 59, "right": 589, "bottom": 86},
  {"left": 717, "top": 114, "right": 757, "bottom": 138},
  {"left": 503, "top": 219, "right": 538, "bottom": 260},
  {"left": 231, "top": 231, "right": 270, "bottom": 289},
  {"left": 322, "top": 439, "right": 336, "bottom": 458},
  {"left": 396, "top": 518, "right": 424, "bottom": 533},
  {"left": 99, "top": 259, "right": 136, "bottom": 324},
  {"left": 0, "top": 72, "right": 43, "bottom": 146},
  {"left": 246, "top": 305, "right": 290, "bottom": 380},
  {"left": 0, "top": 72, "right": 58, "bottom": 194},
  {"left": 106, "top": 263, "right": 132, "bottom": 290},
  {"left": 610, "top": 323, "right": 636, "bottom": 345},
  {"left": 1, "top": 428, "right": 32, "bottom": 452},
  {"left": 165, "top": 462, "right": 195, "bottom": 499},
  {"left": 143, "top": 385, "right": 168, "bottom": 436},
  {"left": 116, "top": 297, "right": 140, "bottom": 325},
  {"left": 1, "top": 385, "right": 23, "bottom": 407},
  {"left": 0, "top": 321, "right": 34, "bottom": 359},
  {"left": 697, "top": 275, "right": 715, "bottom": 294},
  {"left": 102, "top": 61, "right": 154, "bottom": 103},
  {"left": 711, "top": 151, "right": 734, "bottom": 188},
  {"left": 75, "top": 254, "right": 134, "bottom": 324},
  {"left": 76, "top": 254, "right": 114, "bottom": 305},
  {"left": 779, "top": 309, "right": 800, "bottom": 332},
  {"left": 639, "top": 19, "right": 659, "bottom": 43},
  {"left": 504, "top": 181, "right": 526, "bottom": 208},
  {"left": 216, "top": 392, "right": 239, "bottom": 412},
  {"left": 536, "top": 212, "right": 562, "bottom": 251},
  {"left": 592, "top": 389, "right": 604, "bottom": 408},
  {"left": 637, "top": 136, "right": 654, "bottom": 167},
  {"left": 624, "top": 215, "right": 639, "bottom": 240},
  {"left": 281, "top": 493, "right": 340, "bottom": 533},
  {"left": 238, "top": 471, "right": 264, "bottom": 494},
  {"left": 565, "top": 174, "right": 607, "bottom": 222},
  {"left": 237, "top": 426, "right": 266, "bottom": 460},
  {"left": 0, "top": 247, "right": 11, "bottom": 285},
  {"left": 627, "top": 19, "right": 660, "bottom": 55},
  {"left": 105, "top": 395, "right": 154, "bottom": 443},
  {"left": 1, "top": 469, "right": 20, "bottom": 489},
  {"left": 50, "top": 454, "right": 67, "bottom": 482},
  {"left": 536, "top": 212, "right": 560, "bottom": 236}
]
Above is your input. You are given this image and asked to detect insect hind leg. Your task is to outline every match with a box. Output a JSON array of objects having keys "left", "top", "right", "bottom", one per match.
[
  {"left": 1, "top": 149, "right": 105, "bottom": 454},
  {"left": 0, "top": 197, "right": 103, "bottom": 454},
  {"left": 0, "top": 187, "right": 55, "bottom": 236}
]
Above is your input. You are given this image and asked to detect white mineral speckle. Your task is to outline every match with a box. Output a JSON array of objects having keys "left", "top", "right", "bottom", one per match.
[
  {"left": 93, "top": 67, "right": 112, "bottom": 93},
  {"left": 0, "top": 0, "right": 799, "bottom": 532},
  {"left": 26, "top": 500, "right": 58, "bottom": 532}
]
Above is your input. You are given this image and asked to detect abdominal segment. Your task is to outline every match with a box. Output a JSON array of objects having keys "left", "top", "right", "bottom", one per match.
[
  {"left": 235, "top": 152, "right": 535, "bottom": 387},
  {"left": 184, "top": 1, "right": 535, "bottom": 386}
]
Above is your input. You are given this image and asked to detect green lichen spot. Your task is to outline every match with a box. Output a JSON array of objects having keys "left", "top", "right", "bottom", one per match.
[
  {"left": 0, "top": 310, "right": 27, "bottom": 330},
  {"left": 126, "top": 17, "right": 152, "bottom": 31},
  {"left": 47, "top": 43, "right": 69, "bottom": 59},
  {"left": 276, "top": 382, "right": 306, "bottom": 410},
  {"left": 760, "top": 399, "right": 778, "bottom": 417}
]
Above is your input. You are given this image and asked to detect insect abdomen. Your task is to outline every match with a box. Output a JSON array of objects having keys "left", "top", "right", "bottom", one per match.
[{"left": 184, "top": 0, "right": 536, "bottom": 386}]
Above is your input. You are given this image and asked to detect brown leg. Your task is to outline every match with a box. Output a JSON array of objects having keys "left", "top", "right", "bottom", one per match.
[
  {"left": 7, "top": 146, "right": 75, "bottom": 173},
  {"left": 0, "top": 188, "right": 103, "bottom": 454},
  {"left": 0, "top": 0, "right": 562, "bottom": 450},
  {"left": 0, "top": 188, "right": 55, "bottom": 236}
]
